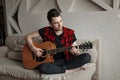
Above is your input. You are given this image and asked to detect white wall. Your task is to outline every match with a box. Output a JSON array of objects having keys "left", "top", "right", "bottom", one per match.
[{"left": 5, "top": 0, "right": 120, "bottom": 80}]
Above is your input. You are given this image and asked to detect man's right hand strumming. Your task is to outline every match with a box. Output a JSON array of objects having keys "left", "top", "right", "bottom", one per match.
[{"left": 31, "top": 47, "right": 44, "bottom": 57}]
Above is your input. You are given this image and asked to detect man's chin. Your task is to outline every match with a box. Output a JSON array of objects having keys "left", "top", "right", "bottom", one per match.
[
  {"left": 58, "top": 29, "right": 63, "bottom": 31},
  {"left": 54, "top": 27, "right": 63, "bottom": 31},
  {"left": 56, "top": 28, "right": 62, "bottom": 31}
]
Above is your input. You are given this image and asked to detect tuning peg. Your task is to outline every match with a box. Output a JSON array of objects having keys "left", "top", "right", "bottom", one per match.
[
  {"left": 80, "top": 43, "right": 84, "bottom": 52},
  {"left": 84, "top": 42, "right": 89, "bottom": 51},
  {"left": 88, "top": 41, "right": 93, "bottom": 49}
]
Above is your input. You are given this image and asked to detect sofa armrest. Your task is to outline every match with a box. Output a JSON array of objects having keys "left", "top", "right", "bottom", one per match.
[{"left": 0, "top": 46, "right": 9, "bottom": 57}]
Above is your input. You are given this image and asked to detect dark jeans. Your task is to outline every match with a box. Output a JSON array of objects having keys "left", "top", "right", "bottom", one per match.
[{"left": 37, "top": 53, "right": 91, "bottom": 74}]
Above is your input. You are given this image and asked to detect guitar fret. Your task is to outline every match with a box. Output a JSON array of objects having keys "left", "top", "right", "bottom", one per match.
[
  {"left": 48, "top": 49, "right": 56, "bottom": 54},
  {"left": 47, "top": 47, "right": 71, "bottom": 54}
]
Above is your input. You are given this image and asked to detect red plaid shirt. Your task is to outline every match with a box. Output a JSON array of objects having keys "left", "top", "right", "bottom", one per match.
[{"left": 38, "top": 26, "right": 77, "bottom": 60}]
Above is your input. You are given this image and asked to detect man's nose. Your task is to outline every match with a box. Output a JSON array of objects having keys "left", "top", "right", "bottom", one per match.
[{"left": 58, "top": 23, "right": 61, "bottom": 26}]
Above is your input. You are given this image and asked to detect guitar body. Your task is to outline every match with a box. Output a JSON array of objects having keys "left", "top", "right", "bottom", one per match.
[{"left": 22, "top": 41, "right": 56, "bottom": 69}]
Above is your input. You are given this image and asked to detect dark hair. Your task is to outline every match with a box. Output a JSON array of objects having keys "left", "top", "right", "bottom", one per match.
[{"left": 47, "top": 9, "right": 61, "bottom": 22}]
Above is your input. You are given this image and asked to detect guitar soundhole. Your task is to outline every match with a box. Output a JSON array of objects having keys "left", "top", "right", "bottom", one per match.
[{"left": 32, "top": 53, "right": 46, "bottom": 62}]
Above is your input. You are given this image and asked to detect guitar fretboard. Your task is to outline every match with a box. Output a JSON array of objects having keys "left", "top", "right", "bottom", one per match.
[{"left": 47, "top": 46, "right": 73, "bottom": 54}]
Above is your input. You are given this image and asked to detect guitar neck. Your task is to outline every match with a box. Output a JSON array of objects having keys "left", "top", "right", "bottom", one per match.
[{"left": 46, "top": 41, "right": 92, "bottom": 54}]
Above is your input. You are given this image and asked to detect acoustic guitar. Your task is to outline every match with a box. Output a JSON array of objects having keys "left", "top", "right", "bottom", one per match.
[{"left": 22, "top": 41, "right": 92, "bottom": 69}]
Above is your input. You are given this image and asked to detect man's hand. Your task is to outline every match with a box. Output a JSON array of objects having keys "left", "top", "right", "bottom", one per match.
[
  {"left": 70, "top": 46, "right": 81, "bottom": 56},
  {"left": 32, "top": 47, "right": 44, "bottom": 57}
]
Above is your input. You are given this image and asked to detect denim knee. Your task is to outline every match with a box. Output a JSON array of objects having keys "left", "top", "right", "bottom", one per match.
[
  {"left": 38, "top": 63, "right": 50, "bottom": 74},
  {"left": 38, "top": 63, "right": 66, "bottom": 74},
  {"left": 82, "top": 53, "right": 91, "bottom": 63}
]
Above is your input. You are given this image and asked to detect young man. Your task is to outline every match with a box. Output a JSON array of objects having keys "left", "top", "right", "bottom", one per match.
[{"left": 25, "top": 9, "right": 91, "bottom": 74}]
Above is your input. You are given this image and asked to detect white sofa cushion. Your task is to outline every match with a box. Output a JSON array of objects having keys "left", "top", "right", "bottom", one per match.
[
  {"left": 0, "top": 58, "right": 96, "bottom": 80},
  {"left": 7, "top": 51, "right": 22, "bottom": 61},
  {"left": 0, "top": 58, "right": 41, "bottom": 80},
  {"left": 0, "top": 46, "right": 9, "bottom": 57}
]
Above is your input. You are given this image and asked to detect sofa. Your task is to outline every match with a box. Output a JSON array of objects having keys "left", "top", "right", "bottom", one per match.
[{"left": 0, "top": 34, "right": 99, "bottom": 80}]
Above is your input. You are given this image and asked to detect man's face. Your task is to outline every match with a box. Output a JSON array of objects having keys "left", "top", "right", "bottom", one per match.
[{"left": 50, "top": 16, "right": 63, "bottom": 31}]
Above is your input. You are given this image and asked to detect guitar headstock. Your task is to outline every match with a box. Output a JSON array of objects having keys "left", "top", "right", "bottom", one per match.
[{"left": 79, "top": 41, "right": 93, "bottom": 51}]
